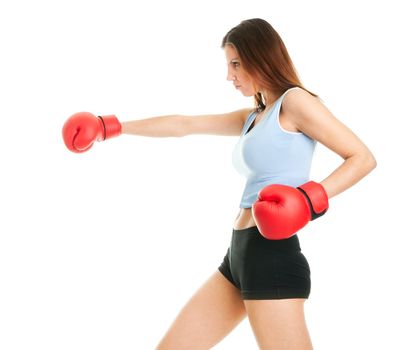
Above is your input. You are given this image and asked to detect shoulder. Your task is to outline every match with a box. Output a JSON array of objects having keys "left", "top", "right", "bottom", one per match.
[
  {"left": 281, "top": 87, "right": 325, "bottom": 131},
  {"left": 282, "top": 87, "right": 321, "bottom": 113}
]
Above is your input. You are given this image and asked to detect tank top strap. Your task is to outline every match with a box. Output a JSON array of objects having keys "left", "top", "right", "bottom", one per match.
[
  {"left": 267, "top": 86, "right": 302, "bottom": 122},
  {"left": 241, "top": 110, "right": 257, "bottom": 136},
  {"left": 241, "top": 87, "right": 301, "bottom": 135}
]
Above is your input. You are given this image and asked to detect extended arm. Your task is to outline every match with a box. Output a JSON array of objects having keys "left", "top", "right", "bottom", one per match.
[
  {"left": 121, "top": 108, "right": 252, "bottom": 137},
  {"left": 62, "top": 108, "right": 251, "bottom": 152}
]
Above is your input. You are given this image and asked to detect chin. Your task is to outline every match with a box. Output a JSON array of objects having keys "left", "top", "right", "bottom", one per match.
[{"left": 241, "top": 90, "right": 255, "bottom": 97}]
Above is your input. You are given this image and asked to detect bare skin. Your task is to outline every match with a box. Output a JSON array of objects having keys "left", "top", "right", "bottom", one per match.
[
  {"left": 155, "top": 271, "right": 246, "bottom": 350},
  {"left": 244, "top": 299, "right": 313, "bottom": 349},
  {"left": 155, "top": 271, "right": 313, "bottom": 350},
  {"left": 121, "top": 44, "right": 376, "bottom": 350}
]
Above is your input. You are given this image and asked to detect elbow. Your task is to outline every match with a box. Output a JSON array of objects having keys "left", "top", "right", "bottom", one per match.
[
  {"left": 177, "top": 115, "right": 191, "bottom": 137},
  {"left": 367, "top": 152, "right": 377, "bottom": 170},
  {"left": 347, "top": 151, "right": 377, "bottom": 177},
  {"left": 370, "top": 156, "right": 377, "bottom": 171},
  {"left": 361, "top": 152, "right": 377, "bottom": 174}
]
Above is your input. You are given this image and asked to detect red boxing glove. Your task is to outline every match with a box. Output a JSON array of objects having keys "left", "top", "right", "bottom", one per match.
[
  {"left": 252, "top": 181, "right": 329, "bottom": 240},
  {"left": 62, "top": 111, "right": 122, "bottom": 153}
]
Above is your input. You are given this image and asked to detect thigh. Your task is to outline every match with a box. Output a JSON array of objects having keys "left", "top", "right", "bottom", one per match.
[
  {"left": 244, "top": 299, "right": 313, "bottom": 350},
  {"left": 156, "top": 270, "right": 246, "bottom": 350}
]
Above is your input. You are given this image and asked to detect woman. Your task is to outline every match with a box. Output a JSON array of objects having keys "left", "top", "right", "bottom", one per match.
[{"left": 62, "top": 18, "right": 377, "bottom": 350}]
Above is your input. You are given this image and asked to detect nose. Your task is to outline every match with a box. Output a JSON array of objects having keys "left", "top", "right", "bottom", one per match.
[
  {"left": 227, "top": 73, "right": 233, "bottom": 81},
  {"left": 226, "top": 67, "right": 235, "bottom": 81}
]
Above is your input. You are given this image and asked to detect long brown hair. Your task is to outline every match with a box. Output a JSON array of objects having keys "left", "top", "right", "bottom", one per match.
[{"left": 221, "top": 18, "right": 319, "bottom": 111}]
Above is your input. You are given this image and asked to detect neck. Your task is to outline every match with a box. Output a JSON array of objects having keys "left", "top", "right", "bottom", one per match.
[{"left": 259, "top": 89, "right": 279, "bottom": 107}]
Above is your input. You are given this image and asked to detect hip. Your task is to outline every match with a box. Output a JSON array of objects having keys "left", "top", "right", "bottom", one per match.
[
  {"left": 233, "top": 208, "right": 256, "bottom": 230},
  {"left": 230, "top": 225, "right": 302, "bottom": 257}
]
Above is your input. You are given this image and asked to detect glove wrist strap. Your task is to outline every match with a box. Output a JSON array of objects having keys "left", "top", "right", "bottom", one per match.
[
  {"left": 98, "top": 115, "right": 122, "bottom": 140},
  {"left": 297, "top": 181, "right": 329, "bottom": 220}
]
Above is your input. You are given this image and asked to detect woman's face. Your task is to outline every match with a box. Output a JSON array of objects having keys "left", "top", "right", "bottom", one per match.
[{"left": 224, "top": 44, "right": 257, "bottom": 97}]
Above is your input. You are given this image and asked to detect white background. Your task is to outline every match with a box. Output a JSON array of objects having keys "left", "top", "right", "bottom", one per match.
[{"left": 0, "top": 0, "right": 396, "bottom": 349}]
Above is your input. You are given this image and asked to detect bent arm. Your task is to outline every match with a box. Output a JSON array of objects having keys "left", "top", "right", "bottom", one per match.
[
  {"left": 284, "top": 89, "right": 377, "bottom": 199},
  {"left": 319, "top": 152, "right": 376, "bottom": 199}
]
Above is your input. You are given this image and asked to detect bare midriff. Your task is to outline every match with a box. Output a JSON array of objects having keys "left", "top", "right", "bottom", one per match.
[{"left": 233, "top": 208, "right": 257, "bottom": 230}]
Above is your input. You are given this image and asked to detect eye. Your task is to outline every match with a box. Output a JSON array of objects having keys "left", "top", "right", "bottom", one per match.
[{"left": 232, "top": 61, "right": 240, "bottom": 68}]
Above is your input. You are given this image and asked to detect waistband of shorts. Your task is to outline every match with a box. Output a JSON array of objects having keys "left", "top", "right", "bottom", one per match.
[
  {"left": 233, "top": 226, "right": 262, "bottom": 234},
  {"left": 232, "top": 225, "right": 301, "bottom": 251}
]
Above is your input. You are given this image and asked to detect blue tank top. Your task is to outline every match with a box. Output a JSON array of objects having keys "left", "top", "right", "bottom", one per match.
[{"left": 232, "top": 87, "right": 316, "bottom": 208}]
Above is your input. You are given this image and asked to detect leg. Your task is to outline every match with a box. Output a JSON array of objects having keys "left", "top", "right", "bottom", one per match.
[
  {"left": 244, "top": 298, "right": 313, "bottom": 350},
  {"left": 155, "top": 271, "right": 246, "bottom": 350}
]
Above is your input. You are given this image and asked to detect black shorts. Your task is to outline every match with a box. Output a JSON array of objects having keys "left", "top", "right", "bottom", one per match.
[{"left": 218, "top": 226, "right": 311, "bottom": 300}]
